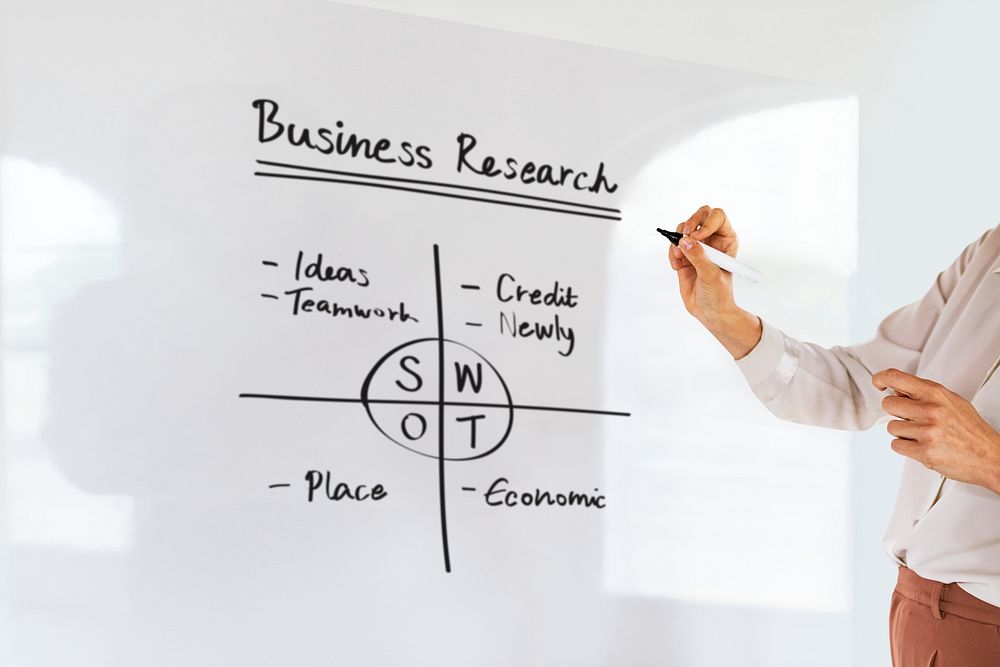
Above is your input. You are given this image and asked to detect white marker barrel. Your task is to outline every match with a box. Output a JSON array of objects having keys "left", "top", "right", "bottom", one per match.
[{"left": 696, "top": 239, "right": 763, "bottom": 283}]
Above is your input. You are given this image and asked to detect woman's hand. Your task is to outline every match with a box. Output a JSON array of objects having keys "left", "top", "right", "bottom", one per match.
[
  {"left": 668, "top": 205, "right": 761, "bottom": 359},
  {"left": 874, "top": 368, "right": 1000, "bottom": 495},
  {"left": 668, "top": 205, "right": 740, "bottom": 325}
]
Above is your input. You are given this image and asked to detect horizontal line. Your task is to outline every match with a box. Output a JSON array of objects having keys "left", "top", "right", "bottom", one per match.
[
  {"left": 501, "top": 403, "right": 631, "bottom": 417},
  {"left": 260, "top": 293, "right": 279, "bottom": 299},
  {"left": 253, "top": 172, "right": 622, "bottom": 222},
  {"left": 461, "top": 487, "right": 477, "bottom": 492},
  {"left": 262, "top": 260, "right": 279, "bottom": 267},
  {"left": 460, "top": 284, "right": 480, "bottom": 290},
  {"left": 268, "top": 483, "right": 291, "bottom": 488},
  {"left": 238, "top": 392, "right": 630, "bottom": 417},
  {"left": 464, "top": 322, "right": 482, "bottom": 327},
  {"left": 256, "top": 159, "right": 620, "bottom": 214},
  {"left": 243, "top": 394, "right": 364, "bottom": 404}
]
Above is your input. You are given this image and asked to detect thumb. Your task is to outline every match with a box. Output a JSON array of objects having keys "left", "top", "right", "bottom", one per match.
[{"left": 678, "top": 236, "right": 721, "bottom": 279}]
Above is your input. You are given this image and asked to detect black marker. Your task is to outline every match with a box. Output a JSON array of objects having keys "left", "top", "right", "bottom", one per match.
[{"left": 656, "top": 228, "right": 762, "bottom": 283}]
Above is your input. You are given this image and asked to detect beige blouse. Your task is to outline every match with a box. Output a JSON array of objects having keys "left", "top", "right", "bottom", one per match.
[{"left": 734, "top": 222, "right": 1000, "bottom": 607}]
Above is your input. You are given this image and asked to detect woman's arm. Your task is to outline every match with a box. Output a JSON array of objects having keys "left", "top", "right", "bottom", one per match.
[{"left": 669, "top": 205, "right": 994, "bottom": 431}]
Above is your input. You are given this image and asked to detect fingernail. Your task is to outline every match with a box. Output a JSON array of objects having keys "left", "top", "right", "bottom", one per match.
[
  {"left": 680, "top": 238, "right": 693, "bottom": 250},
  {"left": 682, "top": 225, "right": 692, "bottom": 235}
]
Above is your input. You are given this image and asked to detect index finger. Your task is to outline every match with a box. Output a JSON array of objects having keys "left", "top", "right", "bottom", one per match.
[
  {"left": 681, "top": 205, "right": 711, "bottom": 236},
  {"left": 690, "top": 207, "right": 733, "bottom": 242},
  {"left": 871, "top": 368, "right": 937, "bottom": 399}
]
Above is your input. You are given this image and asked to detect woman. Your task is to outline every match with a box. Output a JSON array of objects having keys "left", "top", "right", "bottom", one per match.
[{"left": 668, "top": 205, "right": 1000, "bottom": 666}]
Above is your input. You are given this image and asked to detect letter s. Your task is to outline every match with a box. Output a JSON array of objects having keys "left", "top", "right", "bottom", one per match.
[
  {"left": 395, "top": 355, "right": 423, "bottom": 392},
  {"left": 416, "top": 145, "right": 433, "bottom": 169}
]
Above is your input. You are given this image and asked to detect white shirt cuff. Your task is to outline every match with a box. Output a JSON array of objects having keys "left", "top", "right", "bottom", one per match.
[{"left": 734, "top": 317, "right": 800, "bottom": 401}]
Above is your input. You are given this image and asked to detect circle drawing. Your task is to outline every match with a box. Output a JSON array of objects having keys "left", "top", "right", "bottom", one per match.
[{"left": 360, "top": 337, "right": 514, "bottom": 461}]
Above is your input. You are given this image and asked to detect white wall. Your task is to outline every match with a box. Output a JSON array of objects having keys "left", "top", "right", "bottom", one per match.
[{"left": 339, "top": 1, "right": 1000, "bottom": 664}]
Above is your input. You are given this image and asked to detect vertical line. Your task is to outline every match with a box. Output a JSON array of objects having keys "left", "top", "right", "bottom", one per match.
[{"left": 433, "top": 244, "right": 452, "bottom": 573}]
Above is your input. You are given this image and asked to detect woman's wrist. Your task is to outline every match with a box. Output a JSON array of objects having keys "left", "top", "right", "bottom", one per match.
[{"left": 702, "top": 306, "right": 762, "bottom": 360}]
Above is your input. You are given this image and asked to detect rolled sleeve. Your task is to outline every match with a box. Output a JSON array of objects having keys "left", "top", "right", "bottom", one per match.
[
  {"left": 735, "top": 317, "right": 801, "bottom": 402},
  {"left": 729, "top": 224, "right": 997, "bottom": 431}
]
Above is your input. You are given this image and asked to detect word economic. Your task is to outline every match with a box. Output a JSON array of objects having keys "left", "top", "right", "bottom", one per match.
[{"left": 253, "top": 98, "right": 618, "bottom": 195}]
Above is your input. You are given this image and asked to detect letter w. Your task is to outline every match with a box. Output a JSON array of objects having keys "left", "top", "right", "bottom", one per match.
[{"left": 454, "top": 362, "right": 483, "bottom": 393}]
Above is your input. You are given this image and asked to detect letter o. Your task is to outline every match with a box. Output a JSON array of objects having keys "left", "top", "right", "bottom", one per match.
[{"left": 401, "top": 412, "right": 427, "bottom": 440}]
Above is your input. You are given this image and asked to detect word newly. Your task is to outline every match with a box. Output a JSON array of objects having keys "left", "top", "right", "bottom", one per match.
[{"left": 496, "top": 272, "right": 578, "bottom": 357}]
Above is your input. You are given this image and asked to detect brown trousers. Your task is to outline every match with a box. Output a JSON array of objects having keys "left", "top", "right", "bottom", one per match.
[{"left": 890, "top": 566, "right": 1000, "bottom": 666}]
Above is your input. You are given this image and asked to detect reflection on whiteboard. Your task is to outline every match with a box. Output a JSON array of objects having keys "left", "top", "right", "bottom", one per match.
[{"left": 606, "top": 97, "right": 856, "bottom": 612}]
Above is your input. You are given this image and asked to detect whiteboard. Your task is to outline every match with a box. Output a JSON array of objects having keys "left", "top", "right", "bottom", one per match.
[{"left": 1, "top": 2, "right": 858, "bottom": 665}]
